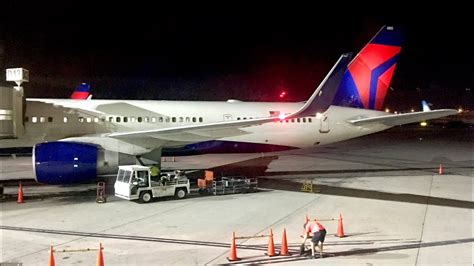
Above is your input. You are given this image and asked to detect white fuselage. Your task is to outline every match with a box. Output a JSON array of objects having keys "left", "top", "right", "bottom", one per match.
[{"left": 1, "top": 98, "right": 391, "bottom": 152}]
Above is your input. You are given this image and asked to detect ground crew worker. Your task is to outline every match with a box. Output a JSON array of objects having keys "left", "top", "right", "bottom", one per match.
[{"left": 302, "top": 219, "right": 326, "bottom": 258}]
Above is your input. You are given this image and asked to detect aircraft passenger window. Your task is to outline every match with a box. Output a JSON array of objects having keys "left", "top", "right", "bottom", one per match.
[
  {"left": 243, "top": 117, "right": 247, "bottom": 120},
  {"left": 192, "top": 117, "right": 196, "bottom": 122},
  {"left": 165, "top": 117, "right": 170, "bottom": 123},
  {"left": 116, "top": 117, "right": 121, "bottom": 123},
  {"left": 151, "top": 117, "right": 157, "bottom": 123},
  {"left": 24, "top": 117, "right": 29, "bottom": 123},
  {"left": 48, "top": 117, "right": 53, "bottom": 123},
  {"left": 94, "top": 117, "right": 99, "bottom": 123},
  {"left": 291, "top": 119, "right": 295, "bottom": 123},
  {"left": 308, "top": 118, "right": 312, "bottom": 123},
  {"left": 130, "top": 117, "right": 136, "bottom": 122},
  {"left": 63, "top": 117, "right": 68, "bottom": 123},
  {"left": 32, "top": 117, "right": 38, "bottom": 123},
  {"left": 186, "top": 117, "right": 190, "bottom": 122},
  {"left": 159, "top": 117, "right": 164, "bottom": 123},
  {"left": 138, "top": 117, "right": 143, "bottom": 123},
  {"left": 297, "top": 118, "right": 300, "bottom": 123},
  {"left": 302, "top": 118, "right": 306, "bottom": 123},
  {"left": 199, "top": 117, "right": 203, "bottom": 122},
  {"left": 78, "top": 117, "right": 84, "bottom": 123},
  {"left": 285, "top": 119, "right": 289, "bottom": 123},
  {"left": 86, "top": 117, "right": 92, "bottom": 123},
  {"left": 237, "top": 117, "right": 240, "bottom": 120},
  {"left": 179, "top": 117, "right": 183, "bottom": 122},
  {"left": 101, "top": 118, "right": 106, "bottom": 122},
  {"left": 108, "top": 117, "right": 113, "bottom": 122},
  {"left": 172, "top": 117, "right": 176, "bottom": 122},
  {"left": 144, "top": 117, "right": 150, "bottom": 122},
  {"left": 40, "top": 117, "right": 46, "bottom": 123}
]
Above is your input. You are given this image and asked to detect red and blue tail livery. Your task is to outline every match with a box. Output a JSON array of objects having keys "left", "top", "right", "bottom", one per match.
[
  {"left": 333, "top": 26, "right": 403, "bottom": 110},
  {"left": 70, "top": 83, "right": 91, "bottom": 100}
]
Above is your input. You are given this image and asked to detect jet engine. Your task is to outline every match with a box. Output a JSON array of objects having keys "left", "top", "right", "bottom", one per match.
[{"left": 33, "top": 141, "right": 134, "bottom": 184}]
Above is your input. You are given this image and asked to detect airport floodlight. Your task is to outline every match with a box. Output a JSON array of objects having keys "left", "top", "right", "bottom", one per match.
[{"left": 6, "top": 68, "right": 29, "bottom": 88}]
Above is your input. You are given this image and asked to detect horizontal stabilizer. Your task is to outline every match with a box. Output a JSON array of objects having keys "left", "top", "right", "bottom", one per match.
[{"left": 348, "top": 109, "right": 458, "bottom": 126}]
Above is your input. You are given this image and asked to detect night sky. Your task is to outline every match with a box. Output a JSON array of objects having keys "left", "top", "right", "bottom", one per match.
[{"left": 0, "top": 4, "right": 472, "bottom": 110}]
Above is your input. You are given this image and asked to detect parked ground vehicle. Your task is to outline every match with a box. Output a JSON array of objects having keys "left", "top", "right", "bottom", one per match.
[{"left": 114, "top": 165, "right": 190, "bottom": 203}]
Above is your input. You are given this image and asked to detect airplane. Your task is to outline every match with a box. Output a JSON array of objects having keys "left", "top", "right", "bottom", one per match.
[{"left": 0, "top": 26, "right": 457, "bottom": 184}]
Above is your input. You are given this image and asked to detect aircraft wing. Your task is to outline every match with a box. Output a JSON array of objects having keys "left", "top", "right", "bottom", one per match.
[
  {"left": 109, "top": 53, "right": 352, "bottom": 141},
  {"left": 109, "top": 117, "right": 275, "bottom": 141},
  {"left": 348, "top": 109, "right": 458, "bottom": 126}
]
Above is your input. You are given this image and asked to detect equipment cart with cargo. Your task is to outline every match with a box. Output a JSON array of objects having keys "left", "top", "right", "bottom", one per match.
[{"left": 197, "top": 170, "right": 258, "bottom": 195}]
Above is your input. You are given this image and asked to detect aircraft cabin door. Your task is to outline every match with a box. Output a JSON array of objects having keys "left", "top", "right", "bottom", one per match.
[
  {"left": 319, "top": 114, "right": 330, "bottom": 133},
  {"left": 223, "top": 114, "right": 233, "bottom": 121}
]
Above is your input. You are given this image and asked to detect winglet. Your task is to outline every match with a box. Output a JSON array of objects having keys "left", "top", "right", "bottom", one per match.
[
  {"left": 286, "top": 53, "right": 352, "bottom": 118},
  {"left": 422, "top": 100, "right": 431, "bottom": 112}
]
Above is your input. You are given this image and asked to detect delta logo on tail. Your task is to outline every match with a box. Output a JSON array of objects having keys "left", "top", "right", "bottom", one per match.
[
  {"left": 70, "top": 83, "right": 91, "bottom": 100},
  {"left": 333, "top": 26, "right": 403, "bottom": 110}
]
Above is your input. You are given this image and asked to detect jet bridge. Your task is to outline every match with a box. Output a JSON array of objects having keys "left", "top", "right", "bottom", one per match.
[{"left": 1, "top": 68, "right": 28, "bottom": 139}]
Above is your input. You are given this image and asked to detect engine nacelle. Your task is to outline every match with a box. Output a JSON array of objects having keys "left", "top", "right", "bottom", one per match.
[
  {"left": 33, "top": 141, "right": 137, "bottom": 184},
  {"left": 33, "top": 142, "right": 99, "bottom": 184}
]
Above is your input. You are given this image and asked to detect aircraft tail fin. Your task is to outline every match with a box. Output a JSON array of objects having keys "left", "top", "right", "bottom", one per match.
[
  {"left": 70, "top": 83, "right": 91, "bottom": 100},
  {"left": 333, "top": 25, "right": 403, "bottom": 110}
]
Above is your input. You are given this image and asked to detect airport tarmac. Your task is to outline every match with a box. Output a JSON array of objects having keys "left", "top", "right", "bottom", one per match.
[{"left": 1, "top": 126, "right": 473, "bottom": 265}]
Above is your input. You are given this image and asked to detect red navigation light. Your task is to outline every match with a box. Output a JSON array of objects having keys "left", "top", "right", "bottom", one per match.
[{"left": 279, "top": 91, "right": 286, "bottom": 98}]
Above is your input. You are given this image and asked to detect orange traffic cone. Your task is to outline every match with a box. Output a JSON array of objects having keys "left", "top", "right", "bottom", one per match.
[
  {"left": 17, "top": 182, "right": 23, "bottom": 204},
  {"left": 337, "top": 213, "right": 345, "bottom": 238},
  {"left": 227, "top": 232, "right": 240, "bottom": 261},
  {"left": 280, "top": 228, "right": 290, "bottom": 256},
  {"left": 438, "top": 164, "right": 443, "bottom": 175},
  {"left": 97, "top": 243, "right": 104, "bottom": 266},
  {"left": 49, "top": 245, "right": 55, "bottom": 266},
  {"left": 266, "top": 228, "right": 276, "bottom": 257}
]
